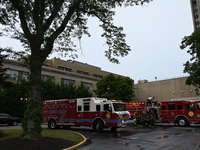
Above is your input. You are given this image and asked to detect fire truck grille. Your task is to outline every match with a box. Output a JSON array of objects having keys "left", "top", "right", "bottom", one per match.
[{"left": 122, "top": 114, "right": 129, "bottom": 121}]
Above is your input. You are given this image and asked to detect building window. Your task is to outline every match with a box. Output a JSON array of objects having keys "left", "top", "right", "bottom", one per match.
[
  {"left": 195, "top": 20, "right": 200, "bottom": 25},
  {"left": 61, "top": 78, "right": 75, "bottom": 86},
  {"left": 65, "top": 68, "right": 72, "bottom": 72},
  {"left": 82, "top": 82, "right": 93, "bottom": 91},
  {"left": 58, "top": 66, "right": 64, "bottom": 70},
  {"left": 77, "top": 70, "right": 89, "bottom": 75},
  {"left": 58, "top": 66, "right": 72, "bottom": 72},
  {"left": 93, "top": 74, "right": 103, "bottom": 79},
  {"left": 6, "top": 70, "right": 18, "bottom": 81},
  {"left": 192, "top": 0, "right": 197, "bottom": 4},
  {"left": 42, "top": 75, "right": 54, "bottom": 81},
  {"left": 6, "top": 69, "right": 28, "bottom": 81},
  {"left": 194, "top": 14, "right": 199, "bottom": 19}
]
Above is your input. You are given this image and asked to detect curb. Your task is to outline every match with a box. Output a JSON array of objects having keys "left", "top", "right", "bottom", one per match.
[{"left": 63, "top": 131, "right": 87, "bottom": 150}]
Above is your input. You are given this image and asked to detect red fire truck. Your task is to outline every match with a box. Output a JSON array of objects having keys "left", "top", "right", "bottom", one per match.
[
  {"left": 126, "top": 99, "right": 200, "bottom": 127},
  {"left": 42, "top": 97, "right": 130, "bottom": 132}
]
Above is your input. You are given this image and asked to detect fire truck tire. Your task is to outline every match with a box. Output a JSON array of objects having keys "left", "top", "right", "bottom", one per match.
[
  {"left": 48, "top": 119, "right": 58, "bottom": 129},
  {"left": 176, "top": 117, "right": 189, "bottom": 127},
  {"left": 93, "top": 120, "right": 104, "bottom": 132}
]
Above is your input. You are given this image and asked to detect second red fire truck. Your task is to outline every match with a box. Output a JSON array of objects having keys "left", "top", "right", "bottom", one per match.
[
  {"left": 42, "top": 97, "right": 130, "bottom": 132},
  {"left": 126, "top": 98, "right": 200, "bottom": 127}
]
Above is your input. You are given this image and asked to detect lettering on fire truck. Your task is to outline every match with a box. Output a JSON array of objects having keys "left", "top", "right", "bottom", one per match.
[
  {"left": 126, "top": 99, "right": 200, "bottom": 127},
  {"left": 42, "top": 97, "right": 130, "bottom": 132}
]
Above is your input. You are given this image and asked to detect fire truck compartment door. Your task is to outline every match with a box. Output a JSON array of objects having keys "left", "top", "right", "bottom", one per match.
[{"left": 67, "top": 103, "right": 76, "bottom": 123}]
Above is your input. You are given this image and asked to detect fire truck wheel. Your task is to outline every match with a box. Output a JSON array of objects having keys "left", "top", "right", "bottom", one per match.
[
  {"left": 176, "top": 117, "right": 189, "bottom": 127},
  {"left": 93, "top": 120, "right": 104, "bottom": 132},
  {"left": 48, "top": 119, "right": 57, "bottom": 129}
]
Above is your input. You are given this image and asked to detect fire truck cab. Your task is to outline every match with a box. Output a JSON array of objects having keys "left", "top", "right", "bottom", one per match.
[{"left": 42, "top": 97, "right": 130, "bottom": 132}]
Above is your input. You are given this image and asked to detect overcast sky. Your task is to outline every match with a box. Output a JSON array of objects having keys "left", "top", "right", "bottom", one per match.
[
  {"left": 1, "top": 0, "right": 194, "bottom": 83},
  {"left": 75, "top": 0, "right": 194, "bottom": 83}
]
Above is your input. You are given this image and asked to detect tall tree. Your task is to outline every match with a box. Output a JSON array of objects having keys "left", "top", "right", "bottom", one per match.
[
  {"left": 0, "top": 0, "right": 152, "bottom": 139},
  {"left": 180, "top": 29, "right": 200, "bottom": 88},
  {"left": 95, "top": 74, "right": 134, "bottom": 102}
]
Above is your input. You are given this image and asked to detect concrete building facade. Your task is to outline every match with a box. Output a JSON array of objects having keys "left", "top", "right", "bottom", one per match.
[
  {"left": 3, "top": 58, "right": 123, "bottom": 94},
  {"left": 134, "top": 77, "right": 199, "bottom": 102},
  {"left": 190, "top": 0, "right": 200, "bottom": 30},
  {"left": 3, "top": 58, "right": 200, "bottom": 101}
]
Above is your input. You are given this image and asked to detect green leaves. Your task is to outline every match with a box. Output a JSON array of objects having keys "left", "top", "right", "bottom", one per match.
[
  {"left": 0, "top": 0, "right": 152, "bottom": 63},
  {"left": 95, "top": 74, "right": 134, "bottom": 102},
  {"left": 41, "top": 79, "right": 92, "bottom": 100},
  {"left": 180, "top": 29, "right": 200, "bottom": 88}
]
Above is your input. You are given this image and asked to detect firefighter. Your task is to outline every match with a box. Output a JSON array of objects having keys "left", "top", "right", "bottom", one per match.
[
  {"left": 145, "top": 111, "right": 151, "bottom": 127},
  {"left": 141, "top": 111, "right": 146, "bottom": 128},
  {"left": 147, "top": 97, "right": 155, "bottom": 106},
  {"left": 146, "top": 96, "right": 155, "bottom": 112},
  {"left": 134, "top": 113, "right": 141, "bottom": 128},
  {"left": 149, "top": 109, "right": 156, "bottom": 128},
  {"left": 151, "top": 107, "right": 158, "bottom": 121}
]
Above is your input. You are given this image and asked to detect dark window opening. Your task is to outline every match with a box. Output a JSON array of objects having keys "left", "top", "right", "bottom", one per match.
[
  {"left": 161, "top": 105, "right": 166, "bottom": 110},
  {"left": 177, "top": 105, "right": 182, "bottom": 110},
  {"left": 78, "top": 106, "right": 82, "bottom": 111},
  {"left": 96, "top": 105, "right": 101, "bottom": 111},
  {"left": 168, "top": 104, "right": 175, "bottom": 110},
  {"left": 84, "top": 102, "right": 90, "bottom": 111}
]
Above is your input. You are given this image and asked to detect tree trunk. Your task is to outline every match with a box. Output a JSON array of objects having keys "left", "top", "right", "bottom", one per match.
[{"left": 21, "top": 55, "right": 43, "bottom": 140}]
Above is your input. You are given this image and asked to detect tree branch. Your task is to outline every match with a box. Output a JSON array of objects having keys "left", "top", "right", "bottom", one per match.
[
  {"left": 33, "top": 0, "right": 39, "bottom": 27},
  {"left": 43, "top": 0, "right": 64, "bottom": 33},
  {"left": 79, "top": 8, "right": 107, "bottom": 24},
  {"left": 41, "top": 0, "right": 83, "bottom": 60},
  {"left": 10, "top": 0, "right": 32, "bottom": 40}
]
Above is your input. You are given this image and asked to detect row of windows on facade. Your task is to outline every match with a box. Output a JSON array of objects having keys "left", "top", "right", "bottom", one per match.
[
  {"left": 5, "top": 69, "right": 93, "bottom": 91},
  {"left": 57, "top": 65, "right": 103, "bottom": 79}
]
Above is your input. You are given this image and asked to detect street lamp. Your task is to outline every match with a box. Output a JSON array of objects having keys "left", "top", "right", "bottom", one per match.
[{"left": 195, "top": 88, "right": 200, "bottom": 96}]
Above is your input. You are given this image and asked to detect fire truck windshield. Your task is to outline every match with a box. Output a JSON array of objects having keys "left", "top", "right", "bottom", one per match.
[{"left": 113, "top": 103, "right": 126, "bottom": 111}]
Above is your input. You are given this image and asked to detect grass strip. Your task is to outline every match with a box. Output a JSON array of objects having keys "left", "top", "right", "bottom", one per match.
[{"left": 0, "top": 129, "right": 83, "bottom": 144}]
